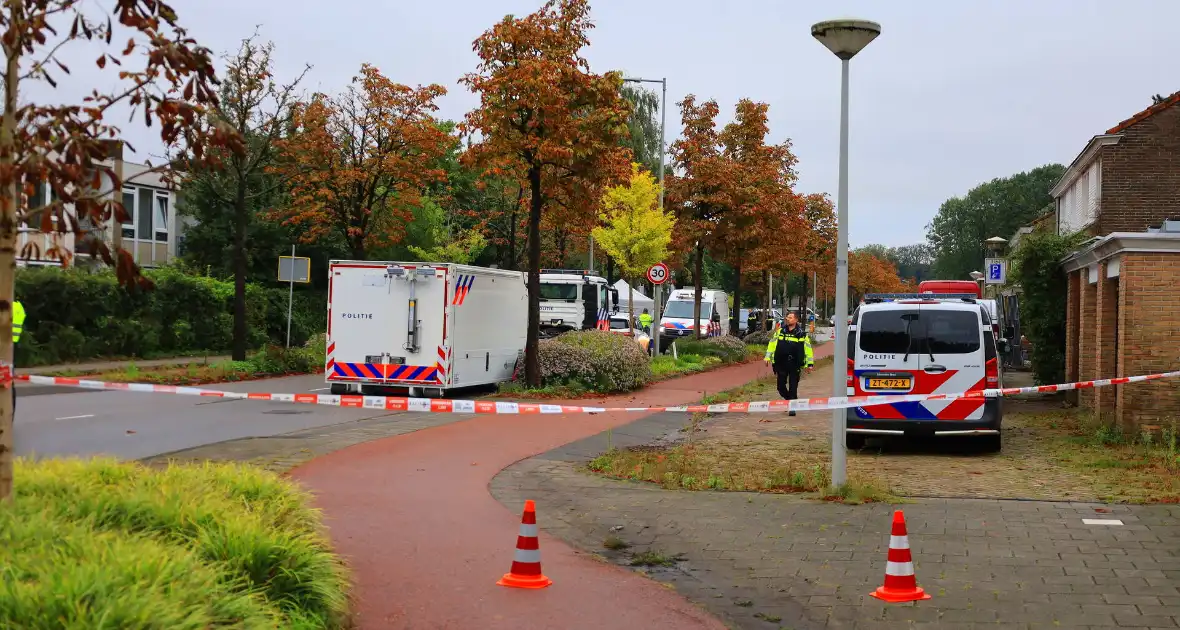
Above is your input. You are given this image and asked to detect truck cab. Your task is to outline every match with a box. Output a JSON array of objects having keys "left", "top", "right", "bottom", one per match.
[{"left": 537, "top": 269, "right": 618, "bottom": 338}]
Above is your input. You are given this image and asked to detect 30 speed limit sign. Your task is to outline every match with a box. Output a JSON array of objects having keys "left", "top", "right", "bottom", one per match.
[{"left": 646, "top": 262, "right": 669, "bottom": 285}]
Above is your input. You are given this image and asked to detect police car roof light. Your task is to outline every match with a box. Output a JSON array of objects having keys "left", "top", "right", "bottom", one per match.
[{"left": 864, "top": 293, "right": 976, "bottom": 303}]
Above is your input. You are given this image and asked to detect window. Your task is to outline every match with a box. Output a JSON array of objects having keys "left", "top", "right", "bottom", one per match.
[
  {"left": 121, "top": 186, "right": 170, "bottom": 243},
  {"left": 121, "top": 191, "right": 135, "bottom": 238},
  {"left": 662, "top": 300, "right": 711, "bottom": 319},
  {"left": 538, "top": 283, "right": 578, "bottom": 301},
  {"left": 858, "top": 309, "right": 918, "bottom": 354},
  {"left": 608, "top": 318, "right": 629, "bottom": 330},
  {"left": 137, "top": 187, "right": 153, "bottom": 240},
  {"left": 153, "top": 194, "right": 169, "bottom": 242},
  {"left": 923, "top": 310, "right": 980, "bottom": 355},
  {"left": 598, "top": 284, "right": 609, "bottom": 310}
]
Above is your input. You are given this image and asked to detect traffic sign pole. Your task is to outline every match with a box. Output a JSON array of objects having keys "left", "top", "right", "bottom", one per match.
[
  {"left": 646, "top": 263, "right": 669, "bottom": 356},
  {"left": 286, "top": 244, "right": 295, "bottom": 348}
]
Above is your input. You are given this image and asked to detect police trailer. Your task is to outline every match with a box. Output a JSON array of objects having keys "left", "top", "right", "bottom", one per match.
[{"left": 325, "top": 261, "right": 527, "bottom": 396}]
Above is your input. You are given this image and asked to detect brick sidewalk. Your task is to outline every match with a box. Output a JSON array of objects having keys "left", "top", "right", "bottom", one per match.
[{"left": 492, "top": 419, "right": 1180, "bottom": 629}]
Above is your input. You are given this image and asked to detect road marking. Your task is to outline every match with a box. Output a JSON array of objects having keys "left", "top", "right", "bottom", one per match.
[
  {"left": 54, "top": 414, "right": 95, "bottom": 421},
  {"left": 309, "top": 387, "right": 330, "bottom": 391},
  {"left": 1082, "top": 518, "right": 1123, "bottom": 526}
]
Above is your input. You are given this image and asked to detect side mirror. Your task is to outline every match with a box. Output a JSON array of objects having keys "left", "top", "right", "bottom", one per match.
[{"left": 610, "top": 288, "right": 619, "bottom": 306}]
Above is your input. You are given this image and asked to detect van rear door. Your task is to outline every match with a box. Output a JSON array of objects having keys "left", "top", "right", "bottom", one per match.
[
  {"left": 917, "top": 307, "right": 986, "bottom": 420},
  {"left": 852, "top": 306, "right": 921, "bottom": 419}
]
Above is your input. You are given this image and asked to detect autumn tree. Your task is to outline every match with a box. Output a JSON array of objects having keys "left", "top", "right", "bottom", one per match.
[
  {"left": 271, "top": 65, "right": 452, "bottom": 259},
  {"left": 174, "top": 33, "right": 308, "bottom": 361},
  {"left": 0, "top": 0, "right": 235, "bottom": 498},
  {"left": 461, "top": 0, "right": 631, "bottom": 386},
  {"left": 848, "top": 250, "right": 908, "bottom": 304},
  {"left": 592, "top": 163, "right": 673, "bottom": 327},
  {"left": 792, "top": 192, "right": 837, "bottom": 315}
]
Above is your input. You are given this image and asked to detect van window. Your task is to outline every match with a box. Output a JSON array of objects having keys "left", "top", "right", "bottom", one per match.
[
  {"left": 663, "top": 300, "right": 711, "bottom": 319},
  {"left": 923, "top": 310, "right": 980, "bottom": 354},
  {"left": 608, "top": 318, "right": 629, "bottom": 330},
  {"left": 539, "top": 283, "right": 578, "bottom": 301},
  {"left": 858, "top": 310, "right": 919, "bottom": 354}
]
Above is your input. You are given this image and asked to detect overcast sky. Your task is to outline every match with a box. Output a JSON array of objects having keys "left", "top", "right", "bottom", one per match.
[{"left": 87, "top": 0, "right": 1177, "bottom": 247}]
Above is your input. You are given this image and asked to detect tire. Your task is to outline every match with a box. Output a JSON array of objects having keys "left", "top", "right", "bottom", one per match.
[
  {"left": 981, "top": 432, "right": 1002, "bottom": 453},
  {"left": 845, "top": 433, "right": 866, "bottom": 450},
  {"left": 329, "top": 383, "right": 350, "bottom": 395}
]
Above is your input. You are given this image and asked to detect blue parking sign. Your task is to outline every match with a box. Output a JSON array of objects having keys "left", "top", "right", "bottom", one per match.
[{"left": 989, "top": 263, "right": 1002, "bottom": 280}]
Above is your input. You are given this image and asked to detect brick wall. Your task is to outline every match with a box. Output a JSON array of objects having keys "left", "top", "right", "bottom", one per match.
[
  {"left": 1098, "top": 105, "right": 1180, "bottom": 234},
  {"left": 1078, "top": 271, "right": 1098, "bottom": 408},
  {"left": 1093, "top": 265, "right": 1118, "bottom": 416},
  {"left": 1116, "top": 253, "right": 1180, "bottom": 425},
  {"left": 1065, "top": 271, "right": 1081, "bottom": 405}
]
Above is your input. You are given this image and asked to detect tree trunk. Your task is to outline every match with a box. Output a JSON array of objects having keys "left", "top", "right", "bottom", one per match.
[
  {"left": 506, "top": 211, "right": 517, "bottom": 270},
  {"left": 693, "top": 241, "right": 704, "bottom": 340},
  {"left": 231, "top": 180, "right": 249, "bottom": 361},
  {"left": 0, "top": 45, "right": 20, "bottom": 500},
  {"left": 524, "top": 164, "right": 543, "bottom": 386},
  {"left": 799, "top": 271, "right": 809, "bottom": 321},
  {"left": 628, "top": 278, "right": 635, "bottom": 337},
  {"left": 606, "top": 256, "right": 615, "bottom": 285},
  {"left": 556, "top": 229, "right": 567, "bottom": 267},
  {"left": 730, "top": 257, "right": 742, "bottom": 336},
  {"left": 761, "top": 270, "right": 770, "bottom": 332}
]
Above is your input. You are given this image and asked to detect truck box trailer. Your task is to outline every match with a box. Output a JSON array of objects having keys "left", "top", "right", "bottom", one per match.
[{"left": 325, "top": 260, "right": 527, "bottom": 395}]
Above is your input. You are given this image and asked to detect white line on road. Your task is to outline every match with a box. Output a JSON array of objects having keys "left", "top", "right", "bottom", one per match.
[
  {"left": 1082, "top": 518, "right": 1124, "bottom": 525},
  {"left": 309, "top": 387, "right": 330, "bottom": 391},
  {"left": 54, "top": 414, "right": 95, "bottom": 421}
]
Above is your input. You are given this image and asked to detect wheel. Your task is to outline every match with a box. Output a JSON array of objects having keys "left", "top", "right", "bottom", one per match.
[
  {"left": 329, "top": 383, "right": 350, "bottom": 395},
  {"left": 981, "top": 432, "right": 1002, "bottom": 453},
  {"left": 845, "top": 433, "right": 866, "bottom": 450}
]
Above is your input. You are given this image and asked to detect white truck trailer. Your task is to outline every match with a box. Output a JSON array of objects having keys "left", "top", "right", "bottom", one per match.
[
  {"left": 325, "top": 260, "right": 527, "bottom": 396},
  {"left": 537, "top": 268, "right": 618, "bottom": 338}
]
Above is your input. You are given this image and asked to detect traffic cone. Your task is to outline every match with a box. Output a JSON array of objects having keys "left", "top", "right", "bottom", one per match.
[
  {"left": 497, "top": 500, "right": 553, "bottom": 589},
  {"left": 869, "top": 510, "right": 931, "bottom": 603}
]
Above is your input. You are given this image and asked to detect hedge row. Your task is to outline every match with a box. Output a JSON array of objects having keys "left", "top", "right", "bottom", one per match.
[{"left": 14, "top": 266, "right": 326, "bottom": 367}]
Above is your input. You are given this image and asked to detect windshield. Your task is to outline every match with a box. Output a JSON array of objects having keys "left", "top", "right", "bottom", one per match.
[
  {"left": 858, "top": 310, "right": 917, "bottom": 354},
  {"left": 609, "top": 318, "right": 629, "bottom": 330},
  {"left": 539, "top": 283, "right": 578, "bottom": 301},
  {"left": 859, "top": 308, "right": 980, "bottom": 355},
  {"left": 663, "top": 300, "right": 711, "bottom": 320}
]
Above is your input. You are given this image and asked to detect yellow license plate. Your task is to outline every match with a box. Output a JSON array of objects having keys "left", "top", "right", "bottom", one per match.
[{"left": 867, "top": 377, "right": 911, "bottom": 390}]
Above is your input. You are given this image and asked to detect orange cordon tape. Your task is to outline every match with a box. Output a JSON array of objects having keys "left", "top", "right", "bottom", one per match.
[{"left": 15, "top": 370, "right": 1180, "bottom": 414}]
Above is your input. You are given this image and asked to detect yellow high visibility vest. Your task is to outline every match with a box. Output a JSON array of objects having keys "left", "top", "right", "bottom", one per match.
[{"left": 13, "top": 300, "right": 25, "bottom": 343}]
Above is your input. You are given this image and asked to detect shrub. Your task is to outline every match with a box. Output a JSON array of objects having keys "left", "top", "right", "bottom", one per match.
[
  {"left": 674, "top": 335, "right": 748, "bottom": 363},
  {"left": 536, "top": 330, "right": 652, "bottom": 393},
  {"left": 742, "top": 330, "right": 773, "bottom": 346},
  {"left": 0, "top": 457, "right": 350, "bottom": 629},
  {"left": 14, "top": 266, "right": 326, "bottom": 367},
  {"left": 1008, "top": 229, "right": 1090, "bottom": 385}
]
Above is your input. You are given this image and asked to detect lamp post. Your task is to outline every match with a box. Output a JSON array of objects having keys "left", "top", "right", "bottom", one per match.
[
  {"left": 811, "top": 18, "right": 880, "bottom": 488},
  {"left": 623, "top": 76, "right": 668, "bottom": 355}
]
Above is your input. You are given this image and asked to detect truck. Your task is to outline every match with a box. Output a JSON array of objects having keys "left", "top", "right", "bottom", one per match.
[
  {"left": 325, "top": 260, "right": 527, "bottom": 396},
  {"left": 537, "top": 269, "right": 619, "bottom": 338},
  {"left": 659, "top": 288, "right": 731, "bottom": 339}
]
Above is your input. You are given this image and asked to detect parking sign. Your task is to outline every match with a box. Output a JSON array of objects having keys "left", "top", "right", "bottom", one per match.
[{"left": 984, "top": 258, "right": 1006, "bottom": 284}]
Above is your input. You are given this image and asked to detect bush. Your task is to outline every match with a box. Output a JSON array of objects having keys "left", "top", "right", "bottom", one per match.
[
  {"left": 673, "top": 335, "right": 749, "bottom": 363},
  {"left": 742, "top": 330, "right": 773, "bottom": 346},
  {"left": 1009, "top": 230, "right": 1089, "bottom": 385},
  {"left": 536, "top": 330, "right": 652, "bottom": 393},
  {"left": 0, "top": 457, "right": 350, "bottom": 629},
  {"left": 14, "top": 266, "right": 326, "bottom": 367}
]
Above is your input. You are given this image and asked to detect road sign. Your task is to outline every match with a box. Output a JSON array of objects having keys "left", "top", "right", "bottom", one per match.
[
  {"left": 278, "top": 256, "right": 311, "bottom": 283},
  {"left": 646, "top": 262, "right": 669, "bottom": 285},
  {"left": 984, "top": 258, "right": 1007, "bottom": 284}
]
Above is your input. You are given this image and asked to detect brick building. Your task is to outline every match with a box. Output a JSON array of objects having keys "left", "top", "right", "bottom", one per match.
[{"left": 1056, "top": 91, "right": 1180, "bottom": 427}]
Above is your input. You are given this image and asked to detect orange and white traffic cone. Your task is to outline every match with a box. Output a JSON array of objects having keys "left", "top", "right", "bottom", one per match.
[
  {"left": 497, "top": 499, "right": 553, "bottom": 589},
  {"left": 869, "top": 510, "right": 931, "bottom": 603}
]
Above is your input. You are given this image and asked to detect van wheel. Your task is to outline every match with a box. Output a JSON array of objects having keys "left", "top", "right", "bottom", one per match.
[
  {"left": 981, "top": 432, "right": 1002, "bottom": 453},
  {"left": 846, "top": 434, "right": 866, "bottom": 450},
  {"left": 329, "top": 383, "right": 350, "bottom": 395}
]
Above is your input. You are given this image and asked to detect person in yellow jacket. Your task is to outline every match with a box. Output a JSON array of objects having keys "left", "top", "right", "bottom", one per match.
[
  {"left": 11, "top": 300, "right": 24, "bottom": 412},
  {"left": 764, "top": 311, "right": 813, "bottom": 417},
  {"left": 638, "top": 308, "right": 653, "bottom": 334}
]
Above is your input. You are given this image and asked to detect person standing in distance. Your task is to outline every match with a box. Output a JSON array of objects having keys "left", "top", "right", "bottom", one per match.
[
  {"left": 764, "top": 311, "right": 814, "bottom": 417},
  {"left": 638, "top": 308, "right": 653, "bottom": 334}
]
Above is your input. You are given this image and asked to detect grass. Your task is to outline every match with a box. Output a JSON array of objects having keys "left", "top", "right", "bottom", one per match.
[
  {"left": 1019, "top": 410, "right": 1180, "bottom": 502},
  {"left": 587, "top": 441, "right": 896, "bottom": 504},
  {"left": 0, "top": 457, "right": 350, "bottom": 629},
  {"left": 44, "top": 341, "right": 326, "bottom": 386},
  {"left": 629, "top": 550, "right": 680, "bottom": 567},
  {"left": 700, "top": 355, "right": 834, "bottom": 405},
  {"left": 603, "top": 535, "right": 630, "bottom": 550}
]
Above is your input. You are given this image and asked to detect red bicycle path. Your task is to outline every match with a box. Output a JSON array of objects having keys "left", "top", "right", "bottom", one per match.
[{"left": 290, "top": 344, "right": 834, "bottom": 629}]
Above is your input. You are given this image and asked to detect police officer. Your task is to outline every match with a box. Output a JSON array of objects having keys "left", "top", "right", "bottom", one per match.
[
  {"left": 764, "top": 311, "right": 813, "bottom": 417},
  {"left": 11, "top": 299, "right": 23, "bottom": 412},
  {"left": 638, "top": 308, "right": 653, "bottom": 334}
]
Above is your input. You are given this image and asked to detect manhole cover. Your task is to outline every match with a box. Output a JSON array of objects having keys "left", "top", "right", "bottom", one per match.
[{"left": 262, "top": 409, "right": 312, "bottom": 415}]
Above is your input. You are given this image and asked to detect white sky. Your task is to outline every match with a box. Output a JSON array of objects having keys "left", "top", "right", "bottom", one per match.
[{"left": 51, "top": 0, "right": 1176, "bottom": 248}]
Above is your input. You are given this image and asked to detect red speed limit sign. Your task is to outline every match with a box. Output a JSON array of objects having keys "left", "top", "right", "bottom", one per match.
[{"left": 646, "top": 262, "right": 669, "bottom": 285}]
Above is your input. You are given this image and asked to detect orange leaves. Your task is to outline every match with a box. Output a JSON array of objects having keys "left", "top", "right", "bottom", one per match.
[
  {"left": 849, "top": 250, "right": 909, "bottom": 298},
  {"left": 269, "top": 65, "right": 453, "bottom": 258}
]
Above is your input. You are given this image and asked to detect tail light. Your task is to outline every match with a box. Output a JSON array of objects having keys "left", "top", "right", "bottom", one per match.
[
  {"left": 985, "top": 357, "right": 998, "bottom": 386},
  {"left": 847, "top": 358, "right": 855, "bottom": 387}
]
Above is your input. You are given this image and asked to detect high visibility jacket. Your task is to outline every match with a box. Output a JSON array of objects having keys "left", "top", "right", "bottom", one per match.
[
  {"left": 765, "top": 322, "right": 813, "bottom": 370},
  {"left": 639, "top": 313, "right": 653, "bottom": 328},
  {"left": 12, "top": 301, "right": 24, "bottom": 343}
]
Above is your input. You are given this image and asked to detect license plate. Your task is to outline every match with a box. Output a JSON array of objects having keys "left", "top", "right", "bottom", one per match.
[{"left": 867, "top": 377, "right": 911, "bottom": 390}]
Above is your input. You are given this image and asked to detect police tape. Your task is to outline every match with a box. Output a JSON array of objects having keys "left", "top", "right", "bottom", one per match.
[{"left": 15, "top": 369, "right": 1180, "bottom": 415}]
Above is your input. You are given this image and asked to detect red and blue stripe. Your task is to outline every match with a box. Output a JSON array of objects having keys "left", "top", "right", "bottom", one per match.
[
  {"left": 453, "top": 274, "right": 475, "bottom": 305},
  {"left": 331, "top": 362, "right": 440, "bottom": 382}
]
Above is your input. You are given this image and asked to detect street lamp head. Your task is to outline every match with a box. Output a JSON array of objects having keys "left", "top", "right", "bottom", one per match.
[
  {"left": 985, "top": 236, "right": 1007, "bottom": 245},
  {"left": 969, "top": 271, "right": 984, "bottom": 281},
  {"left": 811, "top": 19, "right": 881, "bottom": 60}
]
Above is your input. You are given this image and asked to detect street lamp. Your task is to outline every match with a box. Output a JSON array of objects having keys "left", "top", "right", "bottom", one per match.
[
  {"left": 623, "top": 76, "right": 668, "bottom": 355},
  {"left": 811, "top": 18, "right": 880, "bottom": 488}
]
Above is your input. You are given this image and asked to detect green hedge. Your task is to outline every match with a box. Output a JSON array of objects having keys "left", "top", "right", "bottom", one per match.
[{"left": 14, "top": 266, "right": 326, "bottom": 367}]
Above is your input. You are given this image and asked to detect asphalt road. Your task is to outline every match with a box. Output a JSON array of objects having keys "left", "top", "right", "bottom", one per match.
[{"left": 14, "top": 373, "right": 409, "bottom": 460}]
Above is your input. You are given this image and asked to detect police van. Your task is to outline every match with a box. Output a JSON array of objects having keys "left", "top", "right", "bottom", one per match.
[{"left": 845, "top": 293, "right": 1003, "bottom": 452}]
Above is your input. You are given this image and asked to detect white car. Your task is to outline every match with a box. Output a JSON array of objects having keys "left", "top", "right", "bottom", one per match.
[{"left": 845, "top": 293, "right": 1003, "bottom": 451}]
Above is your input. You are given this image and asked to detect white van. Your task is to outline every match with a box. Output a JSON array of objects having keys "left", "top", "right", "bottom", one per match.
[
  {"left": 660, "top": 288, "right": 730, "bottom": 339},
  {"left": 845, "top": 293, "right": 1003, "bottom": 451}
]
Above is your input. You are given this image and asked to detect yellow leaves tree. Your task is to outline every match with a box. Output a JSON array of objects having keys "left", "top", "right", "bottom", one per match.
[{"left": 592, "top": 163, "right": 674, "bottom": 327}]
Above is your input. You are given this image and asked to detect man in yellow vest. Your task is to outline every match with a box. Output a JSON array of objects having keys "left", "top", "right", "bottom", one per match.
[
  {"left": 11, "top": 300, "right": 24, "bottom": 412},
  {"left": 764, "top": 311, "right": 814, "bottom": 417}
]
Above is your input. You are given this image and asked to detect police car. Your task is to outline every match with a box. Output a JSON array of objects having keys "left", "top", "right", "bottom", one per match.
[{"left": 845, "top": 293, "right": 1002, "bottom": 452}]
